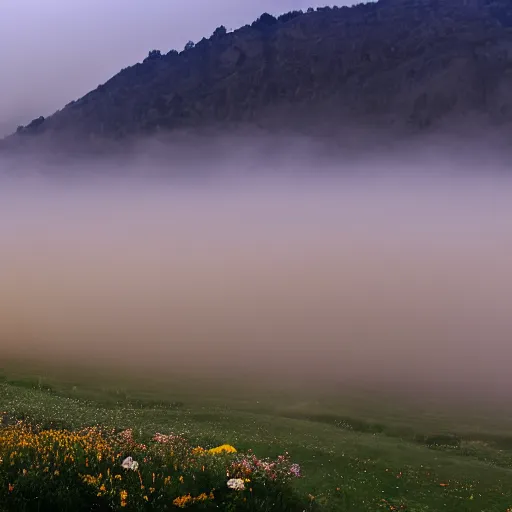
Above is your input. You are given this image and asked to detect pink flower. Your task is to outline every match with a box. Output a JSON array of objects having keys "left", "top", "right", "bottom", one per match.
[{"left": 290, "top": 464, "right": 301, "bottom": 477}]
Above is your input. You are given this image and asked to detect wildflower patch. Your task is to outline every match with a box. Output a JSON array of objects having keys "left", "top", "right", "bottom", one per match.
[{"left": 0, "top": 419, "right": 310, "bottom": 511}]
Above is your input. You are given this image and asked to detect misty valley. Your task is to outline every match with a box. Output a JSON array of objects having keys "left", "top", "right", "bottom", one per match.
[{"left": 2, "top": 0, "right": 512, "bottom": 510}]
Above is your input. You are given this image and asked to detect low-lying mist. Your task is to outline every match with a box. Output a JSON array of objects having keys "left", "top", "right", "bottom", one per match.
[{"left": 1, "top": 150, "right": 512, "bottom": 400}]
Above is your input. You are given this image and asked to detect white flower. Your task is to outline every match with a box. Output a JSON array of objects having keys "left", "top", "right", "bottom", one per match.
[
  {"left": 227, "top": 478, "right": 245, "bottom": 491},
  {"left": 121, "top": 456, "right": 140, "bottom": 471},
  {"left": 290, "top": 463, "right": 301, "bottom": 477},
  {"left": 121, "top": 456, "right": 133, "bottom": 469}
]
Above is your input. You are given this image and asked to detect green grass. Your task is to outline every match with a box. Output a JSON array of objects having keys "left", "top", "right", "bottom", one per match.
[{"left": 1, "top": 363, "right": 512, "bottom": 511}]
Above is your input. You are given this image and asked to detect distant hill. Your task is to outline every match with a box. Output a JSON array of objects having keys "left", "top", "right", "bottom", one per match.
[{"left": 3, "top": 0, "right": 512, "bottom": 153}]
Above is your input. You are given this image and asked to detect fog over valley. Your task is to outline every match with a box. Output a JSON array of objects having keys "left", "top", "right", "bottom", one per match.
[{"left": 1, "top": 154, "right": 511, "bottom": 400}]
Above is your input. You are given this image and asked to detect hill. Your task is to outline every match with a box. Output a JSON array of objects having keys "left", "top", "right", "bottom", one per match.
[{"left": 3, "top": 0, "right": 512, "bottom": 153}]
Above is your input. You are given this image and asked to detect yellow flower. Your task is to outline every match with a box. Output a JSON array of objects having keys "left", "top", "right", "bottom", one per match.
[
  {"left": 191, "top": 446, "right": 206, "bottom": 455},
  {"left": 207, "top": 444, "right": 237, "bottom": 455},
  {"left": 172, "top": 491, "right": 215, "bottom": 507},
  {"left": 120, "top": 489, "right": 128, "bottom": 507},
  {"left": 173, "top": 494, "right": 192, "bottom": 508}
]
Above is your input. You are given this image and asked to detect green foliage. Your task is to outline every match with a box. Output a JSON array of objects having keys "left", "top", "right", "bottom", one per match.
[{"left": 2, "top": 374, "right": 512, "bottom": 511}]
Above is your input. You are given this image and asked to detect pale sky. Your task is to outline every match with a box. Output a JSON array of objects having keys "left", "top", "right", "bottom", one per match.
[{"left": 0, "top": 1, "right": 356, "bottom": 136}]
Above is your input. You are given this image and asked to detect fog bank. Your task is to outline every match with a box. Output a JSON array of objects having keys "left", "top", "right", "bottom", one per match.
[{"left": 1, "top": 156, "right": 512, "bottom": 398}]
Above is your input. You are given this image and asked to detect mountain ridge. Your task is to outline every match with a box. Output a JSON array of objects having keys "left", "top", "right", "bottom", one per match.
[{"left": 3, "top": 0, "right": 512, "bottom": 154}]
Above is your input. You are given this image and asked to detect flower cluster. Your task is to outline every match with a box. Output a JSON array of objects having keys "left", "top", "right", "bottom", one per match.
[
  {"left": 0, "top": 421, "right": 306, "bottom": 511},
  {"left": 152, "top": 432, "right": 187, "bottom": 445},
  {"left": 227, "top": 478, "right": 246, "bottom": 491},
  {"left": 116, "top": 428, "right": 147, "bottom": 451},
  {"left": 173, "top": 491, "right": 215, "bottom": 508},
  {"left": 120, "top": 456, "right": 139, "bottom": 471},
  {"left": 208, "top": 444, "right": 237, "bottom": 455},
  {"left": 229, "top": 451, "right": 302, "bottom": 483}
]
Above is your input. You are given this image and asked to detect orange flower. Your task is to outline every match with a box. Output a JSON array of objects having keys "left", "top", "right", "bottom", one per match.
[{"left": 120, "top": 489, "right": 128, "bottom": 507}]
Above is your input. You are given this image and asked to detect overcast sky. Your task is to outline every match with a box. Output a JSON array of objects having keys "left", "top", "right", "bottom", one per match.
[{"left": 0, "top": 0, "right": 358, "bottom": 137}]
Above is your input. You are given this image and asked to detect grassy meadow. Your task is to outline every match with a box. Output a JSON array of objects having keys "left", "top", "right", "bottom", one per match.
[{"left": 1, "top": 361, "right": 512, "bottom": 511}]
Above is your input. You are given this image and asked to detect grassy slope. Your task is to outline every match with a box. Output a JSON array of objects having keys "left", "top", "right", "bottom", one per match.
[{"left": 1, "top": 364, "right": 512, "bottom": 511}]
